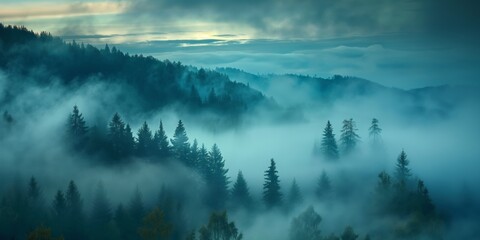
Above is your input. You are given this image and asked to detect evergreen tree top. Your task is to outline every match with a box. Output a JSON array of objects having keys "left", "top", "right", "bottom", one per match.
[{"left": 395, "top": 150, "right": 411, "bottom": 183}]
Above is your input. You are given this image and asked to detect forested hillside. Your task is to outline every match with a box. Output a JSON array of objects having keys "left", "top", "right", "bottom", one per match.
[{"left": 0, "top": 24, "right": 274, "bottom": 129}]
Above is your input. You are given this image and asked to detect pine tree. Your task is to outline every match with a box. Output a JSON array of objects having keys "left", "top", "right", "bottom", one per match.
[
  {"left": 136, "top": 121, "right": 155, "bottom": 157},
  {"left": 340, "top": 118, "right": 360, "bottom": 154},
  {"left": 395, "top": 150, "right": 411, "bottom": 187},
  {"left": 415, "top": 180, "right": 434, "bottom": 216},
  {"left": 263, "top": 158, "right": 282, "bottom": 209},
  {"left": 108, "top": 113, "right": 126, "bottom": 158},
  {"left": 369, "top": 118, "right": 382, "bottom": 142},
  {"left": 113, "top": 204, "right": 129, "bottom": 239},
  {"left": 52, "top": 190, "right": 66, "bottom": 218},
  {"left": 230, "top": 171, "right": 253, "bottom": 210},
  {"left": 124, "top": 124, "right": 135, "bottom": 156},
  {"left": 153, "top": 120, "right": 171, "bottom": 160},
  {"left": 197, "top": 144, "right": 210, "bottom": 178},
  {"left": 320, "top": 121, "right": 339, "bottom": 160},
  {"left": 65, "top": 180, "right": 84, "bottom": 240},
  {"left": 205, "top": 144, "right": 230, "bottom": 210},
  {"left": 129, "top": 188, "right": 145, "bottom": 227},
  {"left": 316, "top": 171, "right": 332, "bottom": 199},
  {"left": 51, "top": 190, "right": 67, "bottom": 232},
  {"left": 288, "top": 179, "right": 303, "bottom": 209},
  {"left": 171, "top": 120, "right": 190, "bottom": 164},
  {"left": 188, "top": 139, "right": 200, "bottom": 168},
  {"left": 28, "top": 177, "right": 41, "bottom": 201},
  {"left": 67, "top": 105, "right": 88, "bottom": 148},
  {"left": 27, "top": 177, "right": 44, "bottom": 229}
]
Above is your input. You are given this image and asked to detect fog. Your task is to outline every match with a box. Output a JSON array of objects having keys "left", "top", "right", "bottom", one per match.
[{"left": 1, "top": 58, "right": 479, "bottom": 239}]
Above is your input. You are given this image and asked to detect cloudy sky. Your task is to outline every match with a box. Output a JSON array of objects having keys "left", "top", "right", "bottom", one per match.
[{"left": 1, "top": 0, "right": 479, "bottom": 89}]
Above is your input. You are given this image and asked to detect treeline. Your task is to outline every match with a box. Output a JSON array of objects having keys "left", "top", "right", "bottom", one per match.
[
  {"left": 0, "top": 150, "right": 442, "bottom": 239},
  {"left": 0, "top": 106, "right": 444, "bottom": 239},
  {"left": 0, "top": 23, "right": 272, "bottom": 122},
  {"left": 314, "top": 118, "right": 381, "bottom": 160}
]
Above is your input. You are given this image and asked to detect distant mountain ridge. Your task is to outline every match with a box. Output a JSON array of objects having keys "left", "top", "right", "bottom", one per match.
[
  {"left": 217, "top": 67, "right": 478, "bottom": 120},
  {"left": 0, "top": 24, "right": 276, "bottom": 128},
  {"left": 0, "top": 23, "right": 476, "bottom": 127}
]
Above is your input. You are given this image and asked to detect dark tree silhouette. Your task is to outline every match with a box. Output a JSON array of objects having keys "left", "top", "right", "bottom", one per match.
[
  {"left": 107, "top": 113, "right": 127, "bottom": 159},
  {"left": 65, "top": 180, "right": 85, "bottom": 240},
  {"left": 340, "top": 118, "right": 360, "bottom": 154},
  {"left": 67, "top": 105, "right": 88, "bottom": 149},
  {"left": 316, "top": 171, "right": 332, "bottom": 200},
  {"left": 320, "top": 121, "right": 339, "bottom": 160},
  {"left": 230, "top": 171, "right": 253, "bottom": 210},
  {"left": 136, "top": 121, "right": 155, "bottom": 157},
  {"left": 129, "top": 188, "right": 145, "bottom": 230},
  {"left": 288, "top": 178, "right": 303, "bottom": 209},
  {"left": 90, "top": 183, "right": 112, "bottom": 239},
  {"left": 28, "top": 177, "right": 41, "bottom": 201},
  {"left": 188, "top": 139, "right": 200, "bottom": 169},
  {"left": 205, "top": 144, "right": 229, "bottom": 210},
  {"left": 369, "top": 118, "right": 382, "bottom": 142},
  {"left": 395, "top": 150, "right": 411, "bottom": 187},
  {"left": 171, "top": 120, "right": 190, "bottom": 164},
  {"left": 153, "top": 120, "right": 171, "bottom": 160},
  {"left": 197, "top": 144, "right": 210, "bottom": 178},
  {"left": 263, "top": 158, "right": 282, "bottom": 209}
]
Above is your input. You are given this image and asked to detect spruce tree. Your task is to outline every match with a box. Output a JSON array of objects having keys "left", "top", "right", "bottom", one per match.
[
  {"left": 394, "top": 150, "right": 411, "bottom": 187},
  {"left": 171, "top": 120, "right": 190, "bottom": 164},
  {"left": 188, "top": 139, "right": 200, "bottom": 168},
  {"left": 108, "top": 113, "right": 126, "bottom": 158},
  {"left": 340, "top": 118, "right": 360, "bottom": 154},
  {"left": 316, "top": 171, "right": 332, "bottom": 199},
  {"left": 320, "top": 121, "right": 339, "bottom": 160},
  {"left": 129, "top": 188, "right": 145, "bottom": 227},
  {"left": 263, "top": 158, "right": 282, "bottom": 209},
  {"left": 52, "top": 190, "right": 66, "bottom": 218},
  {"left": 153, "top": 120, "right": 171, "bottom": 160},
  {"left": 136, "top": 121, "right": 155, "bottom": 157},
  {"left": 369, "top": 118, "right": 382, "bottom": 142},
  {"left": 197, "top": 144, "right": 210, "bottom": 178},
  {"left": 288, "top": 179, "right": 303, "bottom": 209},
  {"left": 124, "top": 124, "right": 135, "bottom": 156},
  {"left": 65, "top": 180, "right": 85, "bottom": 240},
  {"left": 28, "top": 177, "right": 41, "bottom": 201},
  {"left": 67, "top": 105, "right": 88, "bottom": 148},
  {"left": 230, "top": 171, "right": 253, "bottom": 210},
  {"left": 205, "top": 144, "right": 230, "bottom": 210}
]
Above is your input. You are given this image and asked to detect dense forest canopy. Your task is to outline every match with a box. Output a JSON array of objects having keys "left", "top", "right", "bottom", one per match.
[{"left": 0, "top": 24, "right": 479, "bottom": 240}]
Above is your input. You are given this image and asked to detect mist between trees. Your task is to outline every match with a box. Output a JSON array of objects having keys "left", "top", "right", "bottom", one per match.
[
  {"left": 1, "top": 24, "right": 479, "bottom": 240},
  {"left": 1, "top": 103, "right": 479, "bottom": 240}
]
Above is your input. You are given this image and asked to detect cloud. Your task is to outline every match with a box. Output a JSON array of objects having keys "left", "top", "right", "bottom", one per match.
[
  {"left": 0, "top": 2, "right": 126, "bottom": 21},
  {"left": 124, "top": 0, "right": 480, "bottom": 41}
]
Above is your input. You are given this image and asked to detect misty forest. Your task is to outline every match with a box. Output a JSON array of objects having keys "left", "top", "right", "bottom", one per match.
[{"left": 0, "top": 23, "right": 479, "bottom": 240}]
